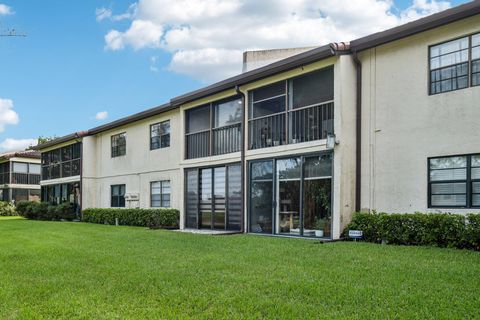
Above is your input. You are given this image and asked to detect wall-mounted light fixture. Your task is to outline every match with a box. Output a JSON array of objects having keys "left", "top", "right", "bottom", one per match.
[{"left": 326, "top": 133, "right": 339, "bottom": 150}]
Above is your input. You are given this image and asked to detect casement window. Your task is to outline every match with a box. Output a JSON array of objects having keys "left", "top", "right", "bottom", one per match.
[
  {"left": 111, "top": 184, "right": 126, "bottom": 208},
  {"left": 428, "top": 154, "right": 480, "bottom": 208},
  {"left": 111, "top": 133, "right": 126, "bottom": 157},
  {"left": 150, "top": 180, "right": 171, "bottom": 207},
  {"left": 150, "top": 120, "right": 170, "bottom": 150},
  {"left": 429, "top": 32, "right": 480, "bottom": 94},
  {"left": 248, "top": 67, "right": 334, "bottom": 150},
  {"left": 185, "top": 96, "right": 242, "bottom": 159}
]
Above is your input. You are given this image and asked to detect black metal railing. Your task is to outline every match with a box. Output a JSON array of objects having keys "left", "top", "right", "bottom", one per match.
[
  {"left": 248, "top": 101, "right": 334, "bottom": 150},
  {"left": 0, "top": 173, "right": 9, "bottom": 185},
  {"left": 11, "top": 173, "right": 41, "bottom": 185},
  {"left": 249, "top": 113, "right": 286, "bottom": 150},
  {"left": 289, "top": 102, "right": 334, "bottom": 144},
  {"left": 212, "top": 123, "right": 241, "bottom": 156},
  {"left": 186, "top": 130, "right": 210, "bottom": 159}
]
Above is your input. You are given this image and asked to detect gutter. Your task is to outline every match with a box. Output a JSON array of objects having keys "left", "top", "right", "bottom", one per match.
[
  {"left": 235, "top": 85, "right": 246, "bottom": 233},
  {"left": 352, "top": 51, "right": 362, "bottom": 213}
]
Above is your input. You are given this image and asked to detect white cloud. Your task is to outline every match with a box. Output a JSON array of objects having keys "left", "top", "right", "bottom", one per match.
[
  {"left": 0, "top": 138, "right": 37, "bottom": 152},
  {"left": 0, "top": 98, "right": 19, "bottom": 132},
  {"left": 95, "top": 111, "right": 108, "bottom": 120},
  {"left": 101, "top": 0, "right": 452, "bottom": 82},
  {"left": 96, "top": 4, "right": 137, "bottom": 22},
  {"left": 0, "top": 4, "right": 13, "bottom": 15}
]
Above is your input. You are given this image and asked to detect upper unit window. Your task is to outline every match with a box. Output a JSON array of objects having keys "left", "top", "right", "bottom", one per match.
[
  {"left": 41, "top": 143, "right": 81, "bottom": 181},
  {"left": 111, "top": 133, "right": 126, "bottom": 157},
  {"left": 428, "top": 154, "right": 480, "bottom": 208},
  {"left": 248, "top": 67, "right": 334, "bottom": 150},
  {"left": 185, "top": 97, "right": 242, "bottom": 159},
  {"left": 151, "top": 120, "right": 170, "bottom": 150},
  {"left": 151, "top": 180, "right": 171, "bottom": 207},
  {"left": 429, "top": 33, "right": 480, "bottom": 94}
]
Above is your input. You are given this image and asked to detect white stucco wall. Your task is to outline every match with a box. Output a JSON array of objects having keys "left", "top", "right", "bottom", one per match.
[
  {"left": 82, "top": 109, "right": 182, "bottom": 212},
  {"left": 360, "top": 15, "right": 480, "bottom": 214}
]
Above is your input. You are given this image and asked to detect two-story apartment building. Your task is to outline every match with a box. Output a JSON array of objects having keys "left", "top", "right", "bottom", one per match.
[
  {"left": 36, "top": 1, "right": 480, "bottom": 239},
  {"left": 0, "top": 150, "right": 41, "bottom": 203}
]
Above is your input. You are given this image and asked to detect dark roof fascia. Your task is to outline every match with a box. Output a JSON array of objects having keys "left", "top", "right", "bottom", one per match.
[
  {"left": 33, "top": 132, "right": 85, "bottom": 150},
  {"left": 170, "top": 44, "right": 335, "bottom": 106},
  {"left": 88, "top": 103, "right": 174, "bottom": 135},
  {"left": 350, "top": 1, "right": 480, "bottom": 52}
]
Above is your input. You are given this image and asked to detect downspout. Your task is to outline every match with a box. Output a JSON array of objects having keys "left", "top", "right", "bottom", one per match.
[
  {"left": 352, "top": 51, "right": 362, "bottom": 213},
  {"left": 235, "top": 85, "right": 246, "bottom": 233}
]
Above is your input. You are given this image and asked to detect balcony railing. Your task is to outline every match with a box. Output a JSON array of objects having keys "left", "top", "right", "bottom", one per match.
[
  {"left": 0, "top": 173, "right": 9, "bottom": 185},
  {"left": 289, "top": 102, "right": 334, "bottom": 144},
  {"left": 186, "top": 123, "right": 242, "bottom": 159},
  {"left": 212, "top": 123, "right": 241, "bottom": 156},
  {"left": 249, "top": 101, "right": 334, "bottom": 150},
  {"left": 186, "top": 130, "right": 210, "bottom": 159},
  {"left": 11, "top": 173, "right": 41, "bottom": 185},
  {"left": 249, "top": 113, "right": 286, "bottom": 150}
]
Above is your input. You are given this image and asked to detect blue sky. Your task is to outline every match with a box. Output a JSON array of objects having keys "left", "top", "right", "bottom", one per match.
[{"left": 0, "top": 0, "right": 469, "bottom": 150}]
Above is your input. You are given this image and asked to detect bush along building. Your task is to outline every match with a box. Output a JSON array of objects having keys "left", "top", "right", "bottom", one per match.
[
  {"left": 0, "top": 150, "right": 41, "bottom": 203},
  {"left": 35, "top": 2, "right": 480, "bottom": 239}
]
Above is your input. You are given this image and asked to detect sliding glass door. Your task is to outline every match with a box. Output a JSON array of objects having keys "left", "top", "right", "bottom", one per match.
[
  {"left": 249, "top": 153, "right": 332, "bottom": 238},
  {"left": 185, "top": 163, "right": 241, "bottom": 231}
]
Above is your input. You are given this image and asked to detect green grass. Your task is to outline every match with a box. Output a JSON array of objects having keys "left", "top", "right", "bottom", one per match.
[{"left": 0, "top": 217, "right": 479, "bottom": 319}]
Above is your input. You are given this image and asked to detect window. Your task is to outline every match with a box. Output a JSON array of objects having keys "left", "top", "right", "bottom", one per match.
[
  {"left": 111, "top": 184, "right": 125, "bottom": 208},
  {"left": 151, "top": 120, "right": 170, "bottom": 150},
  {"left": 151, "top": 180, "right": 171, "bottom": 207},
  {"left": 249, "top": 153, "right": 332, "bottom": 238},
  {"left": 429, "top": 33, "right": 480, "bottom": 94},
  {"left": 428, "top": 154, "right": 480, "bottom": 208},
  {"left": 111, "top": 133, "right": 126, "bottom": 157},
  {"left": 185, "top": 97, "right": 242, "bottom": 159},
  {"left": 41, "top": 143, "right": 81, "bottom": 181},
  {"left": 13, "top": 162, "right": 28, "bottom": 173},
  {"left": 248, "top": 67, "right": 334, "bottom": 149}
]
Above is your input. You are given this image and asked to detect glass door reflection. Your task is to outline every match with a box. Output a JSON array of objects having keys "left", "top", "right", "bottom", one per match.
[{"left": 276, "top": 158, "right": 301, "bottom": 235}]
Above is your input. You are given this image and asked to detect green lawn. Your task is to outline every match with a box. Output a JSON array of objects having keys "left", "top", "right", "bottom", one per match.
[{"left": 0, "top": 217, "right": 479, "bottom": 319}]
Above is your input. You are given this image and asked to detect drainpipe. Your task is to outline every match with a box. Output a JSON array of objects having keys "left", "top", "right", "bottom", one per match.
[
  {"left": 352, "top": 51, "right": 362, "bottom": 213},
  {"left": 235, "top": 85, "right": 246, "bottom": 233}
]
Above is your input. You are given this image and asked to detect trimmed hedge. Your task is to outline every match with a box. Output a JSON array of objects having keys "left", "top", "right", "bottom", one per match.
[
  {"left": 345, "top": 212, "right": 480, "bottom": 250},
  {"left": 16, "top": 201, "right": 77, "bottom": 221},
  {"left": 0, "top": 201, "right": 16, "bottom": 216},
  {"left": 82, "top": 208, "right": 179, "bottom": 229}
]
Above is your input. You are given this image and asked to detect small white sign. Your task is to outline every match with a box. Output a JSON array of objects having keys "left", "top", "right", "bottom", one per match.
[{"left": 349, "top": 230, "right": 363, "bottom": 238}]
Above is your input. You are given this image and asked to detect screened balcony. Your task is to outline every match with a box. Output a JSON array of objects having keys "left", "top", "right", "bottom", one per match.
[
  {"left": 248, "top": 66, "right": 334, "bottom": 150},
  {"left": 185, "top": 97, "right": 242, "bottom": 159}
]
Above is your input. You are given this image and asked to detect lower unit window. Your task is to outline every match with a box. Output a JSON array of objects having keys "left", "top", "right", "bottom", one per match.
[
  {"left": 428, "top": 154, "right": 480, "bottom": 208},
  {"left": 111, "top": 184, "right": 126, "bottom": 208},
  {"left": 151, "top": 181, "right": 171, "bottom": 207},
  {"left": 249, "top": 153, "right": 333, "bottom": 238}
]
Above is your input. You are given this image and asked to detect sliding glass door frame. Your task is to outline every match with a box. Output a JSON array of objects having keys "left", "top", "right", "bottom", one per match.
[
  {"left": 247, "top": 151, "right": 334, "bottom": 237},
  {"left": 184, "top": 162, "right": 241, "bottom": 231}
]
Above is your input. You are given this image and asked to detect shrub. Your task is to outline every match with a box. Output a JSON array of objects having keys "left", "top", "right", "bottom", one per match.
[
  {"left": 0, "top": 201, "right": 17, "bottom": 216},
  {"left": 16, "top": 201, "right": 77, "bottom": 221},
  {"left": 15, "top": 200, "right": 31, "bottom": 216},
  {"left": 345, "top": 212, "right": 480, "bottom": 250},
  {"left": 82, "top": 208, "right": 180, "bottom": 229}
]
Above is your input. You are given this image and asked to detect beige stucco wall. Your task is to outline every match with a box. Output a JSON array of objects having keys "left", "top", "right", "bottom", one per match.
[
  {"left": 82, "top": 109, "right": 182, "bottom": 211},
  {"left": 360, "top": 15, "right": 480, "bottom": 214}
]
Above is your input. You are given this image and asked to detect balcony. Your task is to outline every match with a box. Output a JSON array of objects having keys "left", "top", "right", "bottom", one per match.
[
  {"left": 186, "top": 123, "right": 242, "bottom": 159},
  {"left": 249, "top": 101, "right": 334, "bottom": 150},
  {"left": 11, "top": 173, "right": 41, "bottom": 185}
]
